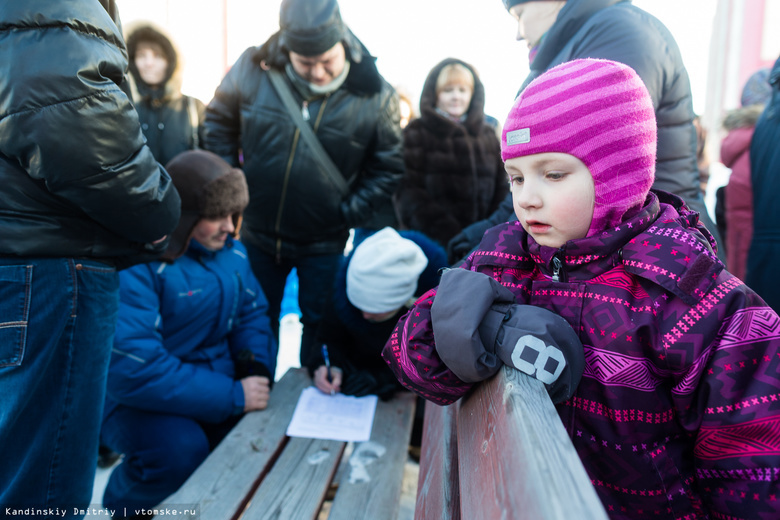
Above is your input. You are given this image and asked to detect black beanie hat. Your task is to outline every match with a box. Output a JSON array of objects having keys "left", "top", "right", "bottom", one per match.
[
  {"left": 162, "top": 150, "right": 249, "bottom": 262},
  {"left": 280, "top": 0, "right": 345, "bottom": 56}
]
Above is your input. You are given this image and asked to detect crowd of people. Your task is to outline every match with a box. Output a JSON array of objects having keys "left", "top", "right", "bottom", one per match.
[{"left": 1, "top": 0, "right": 779, "bottom": 519}]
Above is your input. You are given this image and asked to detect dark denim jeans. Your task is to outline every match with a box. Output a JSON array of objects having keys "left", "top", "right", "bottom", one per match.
[
  {"left": 0, "top": 257, "right": 119, "bottom": 515},
  {"left": 242, "top": 242, "right": 342, "bottom": 365}
]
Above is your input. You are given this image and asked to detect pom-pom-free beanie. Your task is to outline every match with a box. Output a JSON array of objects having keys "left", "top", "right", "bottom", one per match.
[
  {"left": 347, "top": 228, "right": 429, "bottom": 314},
  {"left": 280, "top": 0, "right": 345, "bottom": 57},
  {"left": 740, "top": 67, "right": 772, "bottom": 108},
  {"left": 501, "top": 59, "right": 657, "bottom": 237}
]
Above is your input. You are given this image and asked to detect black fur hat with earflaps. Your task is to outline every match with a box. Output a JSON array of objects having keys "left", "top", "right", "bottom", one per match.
[{"left": 161, "top": 150, "right": 249, "bottom": 262}]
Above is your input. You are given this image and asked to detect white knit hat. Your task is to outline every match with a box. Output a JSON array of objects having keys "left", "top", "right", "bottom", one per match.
[{"left": 347, "top": 227, "right": 429, "bottom": 314}]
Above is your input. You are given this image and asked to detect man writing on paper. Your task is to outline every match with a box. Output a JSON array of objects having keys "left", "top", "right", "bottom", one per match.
[
  {"left": 204, "top": 0, "right": 404, "bottom": 366},
  {"left": 304, "top": 228, "right": 448, "bottom": 399}
]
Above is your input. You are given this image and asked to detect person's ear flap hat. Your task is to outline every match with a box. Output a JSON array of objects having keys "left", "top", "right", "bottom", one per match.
[{"left": 162, "top": 150, "right": 249, "bottom": 261}]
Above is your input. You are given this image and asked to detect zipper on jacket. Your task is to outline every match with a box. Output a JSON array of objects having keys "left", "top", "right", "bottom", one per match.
[
  {"left": 551, "top": 253, "right": 563, "bottom": 282},
  {"left": 274, "top": 94, "right": 331, "bottom": 263},
  {"left": 302, "top": 101, "right": 310, "bottom": 121},
  {"left": 274, "top": 129, "right": 301, "bottom": 263}
]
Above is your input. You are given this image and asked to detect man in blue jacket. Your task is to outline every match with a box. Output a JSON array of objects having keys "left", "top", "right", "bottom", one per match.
[{"left": 99, "top": 151, "right": 277, "bottom": 515}]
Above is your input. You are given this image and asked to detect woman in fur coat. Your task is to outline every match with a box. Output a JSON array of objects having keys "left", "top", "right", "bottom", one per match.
[{"left": 394, "top": 58, "right": 508, "bottom": 250}]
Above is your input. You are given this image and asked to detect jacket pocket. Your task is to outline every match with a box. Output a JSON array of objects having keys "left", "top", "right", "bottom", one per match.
[{"left": 0, "top": 265, "right": 33, "bottom": 367}]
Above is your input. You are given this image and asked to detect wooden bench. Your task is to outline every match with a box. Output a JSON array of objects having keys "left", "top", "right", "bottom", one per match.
[
  {"left": 156, "top": 367, "right": 416, "bottom": 520},
  {"left": 415, "top": 365, "right": 608, "bottom": 520}
]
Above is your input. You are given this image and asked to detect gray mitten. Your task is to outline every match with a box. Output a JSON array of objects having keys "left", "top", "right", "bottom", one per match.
[
  {"left": 431, "top": 268, "right": 584, "bottom": 403},
  {"left": 482, "top": 304, "right": 584, "bottom": 403}
]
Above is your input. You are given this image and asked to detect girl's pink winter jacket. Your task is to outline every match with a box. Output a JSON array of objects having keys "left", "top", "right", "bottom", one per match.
[{"left": 382, "top": 191, "right": 780, "bottom": 519}]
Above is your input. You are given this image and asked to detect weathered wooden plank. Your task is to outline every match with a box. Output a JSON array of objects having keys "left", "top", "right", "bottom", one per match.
[
  {"left": 414, "top": 401, "right": 461, "bottom": 520},
  {"left": 240, "top": 436, "right": 345, "bottom": 520},
  {"left": 156, "top": 368, "right": 312, "bottom": 520},
  {"left": 328, "top": 392, "right": 417, "bottom": 520},
  {"left": 457, "top": 365, "right": 608, "bottom": 520}
]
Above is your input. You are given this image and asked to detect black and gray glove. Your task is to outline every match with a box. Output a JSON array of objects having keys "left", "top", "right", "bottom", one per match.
[
  {"left": 340, "top": 359, "right": 398, "bottom": 400},
  {"left": 431, "top": 268, "right": 583, "bottom": 403}
]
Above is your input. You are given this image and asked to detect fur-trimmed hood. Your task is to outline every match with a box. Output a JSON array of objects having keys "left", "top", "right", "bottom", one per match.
[
  {"left": 418, "top": 57, "right": 488, "bottom": 136},
  {"left": 124, "top": 21, "right": 184, "bottom": 102},
  {"left": 722, "top": 104, "right": 765, "bottom": 131},
  {"left": 162, "top": 150, "right": 249, "bottom": 262}
]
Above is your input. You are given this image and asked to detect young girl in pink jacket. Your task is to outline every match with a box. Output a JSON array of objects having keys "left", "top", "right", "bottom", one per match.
[{"left": 382, "top": 59, "right": 780, "bottom": 519}]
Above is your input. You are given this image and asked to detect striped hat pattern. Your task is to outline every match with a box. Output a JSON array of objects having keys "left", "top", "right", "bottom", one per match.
[{"left": 501, "top": 59, "right": 657, "bottom": 237}]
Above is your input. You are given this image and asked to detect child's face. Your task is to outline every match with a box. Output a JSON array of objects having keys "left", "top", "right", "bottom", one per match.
[{"left": 506, "top": 152, "right": 595, "bottom": 248}]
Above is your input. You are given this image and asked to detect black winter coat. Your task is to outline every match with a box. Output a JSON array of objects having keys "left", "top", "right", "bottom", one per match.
[
  {"left": 134, "top": 92, "right": 205, "bottom": 167},
  {"left": 747, "top": 55, "right": 780, "bottom": 312},
  {"left": 204, "top": 30, "right": 404, "bottom": 259},
  {"left": 450, "top": 0, "right": 722, "bottom": 262},
  {"left": 126, "top": 23, "right": 206, "bottom": 166},
  {"left": 0, "top": 1, "right": 181, "bottom": 268},
  {"left": 395, "top": 58, "right": 508, "bottom": 248}
]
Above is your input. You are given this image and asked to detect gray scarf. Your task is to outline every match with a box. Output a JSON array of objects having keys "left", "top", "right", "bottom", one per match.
[{"left": 285, "top": 60, "right": 351, "bottom": 101}]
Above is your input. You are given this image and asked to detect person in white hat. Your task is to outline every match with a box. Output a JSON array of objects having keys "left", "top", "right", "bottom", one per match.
[{"left": 305, "top": 227, "right": 447, "bottom": 399}]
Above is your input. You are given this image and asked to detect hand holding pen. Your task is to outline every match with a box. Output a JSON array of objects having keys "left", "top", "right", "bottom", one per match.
[{"left": 314, "top": 344, "right": 342, "bottom": 395}]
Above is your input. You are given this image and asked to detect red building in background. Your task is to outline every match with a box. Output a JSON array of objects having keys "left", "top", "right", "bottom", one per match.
[{"left": 704, "top": 0, "right": 779, "bottom": 143}]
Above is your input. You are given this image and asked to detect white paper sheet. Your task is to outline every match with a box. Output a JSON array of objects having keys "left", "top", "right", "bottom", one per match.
[{"left": 286, "top": 386, "right": 378, "bottom": 442}]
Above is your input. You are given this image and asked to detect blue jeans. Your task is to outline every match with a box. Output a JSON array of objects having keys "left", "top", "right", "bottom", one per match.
[
  {"left": 242, "top": 243, "right": 342, "bottom": 365},
  {"left": 0, "top": 258, "right": 119, "bottom": 514},
  {"left": 100, "top": 407, "right": 238, "bottom": 516}
]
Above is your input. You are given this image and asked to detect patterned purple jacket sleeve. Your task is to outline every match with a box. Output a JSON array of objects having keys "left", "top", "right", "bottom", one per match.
[
  {"left": 669, "top": 273, "right": 780, "bottom": 516},
  {"left": 382, "top": 287, "right": 474, "bottom": 405}
]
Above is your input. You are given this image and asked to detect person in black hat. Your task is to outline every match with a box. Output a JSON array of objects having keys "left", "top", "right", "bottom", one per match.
[
  {"left": 99, "top": 150, "right": 277, "bottom": 516},
  {"left": 204, "top": 0, "right": 404, "bottom": 366}
]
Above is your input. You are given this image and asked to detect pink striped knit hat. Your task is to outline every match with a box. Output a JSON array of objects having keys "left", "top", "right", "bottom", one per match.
[{"left": 502, "top": 59, "right": 657, "bottom": 237}]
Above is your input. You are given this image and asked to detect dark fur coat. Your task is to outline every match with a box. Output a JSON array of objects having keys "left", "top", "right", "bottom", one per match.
[{"left": 394, "top": 58, "right": 508, "bottom": 247}]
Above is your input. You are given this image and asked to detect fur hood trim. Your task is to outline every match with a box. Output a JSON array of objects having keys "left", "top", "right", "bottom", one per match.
[
  {"left": 124, "top": 21, "right": 184, "bottom": 102},
  {"left": 722, "top": 104, "right": 765, "bottom": 131}
]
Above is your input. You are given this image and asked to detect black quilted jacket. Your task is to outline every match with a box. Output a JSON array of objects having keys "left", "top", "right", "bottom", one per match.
[{"left": 0, "top": 0, "right": 181, "bottom": 268}]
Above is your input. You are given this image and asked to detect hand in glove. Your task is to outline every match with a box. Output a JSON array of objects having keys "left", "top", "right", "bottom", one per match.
[
  {"left": 446, "top": 221, "right": 491, "bottom": 266},
  {"left": 488, "top": 304, "right": 584, "bottom": 403},
  {"left": 235, "top": 349, "right": 274, "bottom": 389},
  {"left": 341, "top": 369, "right": 398, "bottom": 400},
  {"left": 431, "top": 268, "right": 583, "bottom": 403}
]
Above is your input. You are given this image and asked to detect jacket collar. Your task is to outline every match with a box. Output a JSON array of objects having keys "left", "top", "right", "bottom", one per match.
[
  {"left": 184, "top": 236, "right": 234, "bottom": 260},
  {"left": 469, "top": 191, "right": 723, "bottom": 305}
]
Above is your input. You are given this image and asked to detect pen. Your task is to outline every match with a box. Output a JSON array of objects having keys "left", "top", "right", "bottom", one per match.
[{"left": 321, "top": 344, "right": 335, "bottom": 396}]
